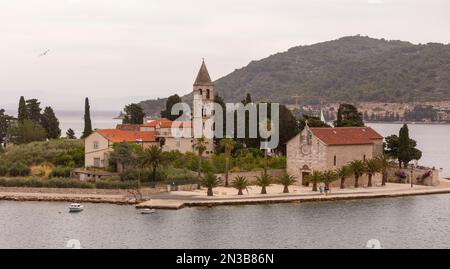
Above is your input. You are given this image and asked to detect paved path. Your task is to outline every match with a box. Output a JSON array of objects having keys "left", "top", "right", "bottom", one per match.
[{"left": 137, "top": 180, "right": 450, "bottom": 209}]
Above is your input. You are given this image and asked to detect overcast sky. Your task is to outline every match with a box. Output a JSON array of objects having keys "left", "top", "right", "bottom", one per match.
[{"left": 1, "top": 0, "right": 449, "bottom": 111}]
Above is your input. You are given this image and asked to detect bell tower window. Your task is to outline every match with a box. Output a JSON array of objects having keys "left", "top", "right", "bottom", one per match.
[{"left": 206, "top": 89, "right": 211, "bottom": 99}]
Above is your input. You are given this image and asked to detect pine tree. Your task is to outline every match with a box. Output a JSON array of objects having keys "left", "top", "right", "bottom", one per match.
[
  {"left": 41, "top": 106, "right": 61, "bottom": 139},
  {"left": 334, "top": 104, "right": 364, "bottom": 127},
  {"left": 66, "top": 128, "right": 76, "bottom": 139},
  {"left": 123, "top": 103, "right": 145, "bottom": 124},
  {"left": 82, "top": 98, "right": 93, "bottom": 139},
  {"left": 18, "top": 96, "right": 27, "bottom": 122},
  {"left": 160, "top": 94, "right": 182, "bottom": 121},
  {"left": 25, "top": 99, "right": 42, "bottom": 124}
]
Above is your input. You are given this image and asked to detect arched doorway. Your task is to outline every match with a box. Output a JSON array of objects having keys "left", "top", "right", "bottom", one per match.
[{"left": 301, "top": 165, "right": 311, "bottom": 186}]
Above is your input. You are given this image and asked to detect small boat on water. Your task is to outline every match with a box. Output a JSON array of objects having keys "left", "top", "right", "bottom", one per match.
[
  {"left": 140, "top": 208, "right": 156, "bottom": 215},
  {"left": 69, "top": 203, "right": 84, "bottom": 213}
]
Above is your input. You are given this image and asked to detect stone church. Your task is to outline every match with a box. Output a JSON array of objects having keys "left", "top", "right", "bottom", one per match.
[{"left": 286, "top": 125, "right": 384, "bottom": 188}]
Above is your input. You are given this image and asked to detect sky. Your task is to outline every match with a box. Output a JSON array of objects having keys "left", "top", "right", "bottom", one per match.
[{"left": 1, "top": 0, "right": 449, "bottom": 111}]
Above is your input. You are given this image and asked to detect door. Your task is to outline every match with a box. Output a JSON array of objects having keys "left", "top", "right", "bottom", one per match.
[{"left": 302, "top": 172, "right": 310, "bottom": 186}]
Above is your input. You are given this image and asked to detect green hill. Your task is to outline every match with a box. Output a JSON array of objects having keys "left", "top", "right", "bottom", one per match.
[{"left": 140, "top": 36, "right": 450, "bottom": 115}]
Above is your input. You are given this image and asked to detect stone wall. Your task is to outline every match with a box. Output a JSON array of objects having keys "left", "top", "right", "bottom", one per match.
[{"left": 387, "top": 166, "right": 440, "bottom": 186}]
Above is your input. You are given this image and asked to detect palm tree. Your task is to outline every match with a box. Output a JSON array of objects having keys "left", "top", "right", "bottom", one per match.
[
  {"left": 337, "top": 165, "right": 352, "bottom": 189},
  {"left": 350, "top": 160, "right": 366, "bottom": 188},
  {"left": 201, "top": 173, "right": 220, "bottom": 196},
  {"left": 322, "top": 170, "right": 338, "bottom": 189},
  {"left": 376, "top": 154, "right": 391, "bottom": 186},
  {"left": 141, "top": 145, "right": 165, "bottom": 182},
  {"left": 365, "top": 159, "right": 381, "bottom": 187},
  {"left": 194, "top": 136, "right": 208, "bottom": 180},
  {"left": 232, "top": 176, "right": 248, "bottom": 195},
  {"left": 305, "top": 171, "right": 323, "bottom": 192},
  {"left": 255, "top": 173, "right": 272, "bottom": 194},
  {"left": 277, "top": 173, "right": 297, "bottom": 193},
  {"left": 220, "top": 137, "right": 236, "bottom": 187}
]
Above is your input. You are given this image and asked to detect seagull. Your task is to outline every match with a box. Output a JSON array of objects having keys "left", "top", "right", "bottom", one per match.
[{"left": 39, "top": 49, "right": 50, "bottom": 57}]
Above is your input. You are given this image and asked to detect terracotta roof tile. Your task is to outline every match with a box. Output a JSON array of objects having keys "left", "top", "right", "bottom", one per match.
[
  {"left": 309, "top": 127, "right": 383, "bottom": 146},
  {"left": 142, "top": 118, "right": 192, "bottom": 128},
  {"left": 97, "top": 129, "right": 157, "bottom": 143}
]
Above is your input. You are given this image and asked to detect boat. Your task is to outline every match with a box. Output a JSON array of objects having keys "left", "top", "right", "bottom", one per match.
[
  {"left": 69, "top": 203, "right": 84, "bottom": 213},
  {"left": 140, "top": 208, "right": 156, "bottom": 214}
]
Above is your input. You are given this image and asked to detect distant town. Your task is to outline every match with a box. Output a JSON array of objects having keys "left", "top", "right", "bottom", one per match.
[{"left": 288, "top": 100, "right": 450, "bottom": 123}]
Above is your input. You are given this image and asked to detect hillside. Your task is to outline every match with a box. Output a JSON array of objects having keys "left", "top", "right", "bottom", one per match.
[{"left": 140, "top": 36, "right": 450, "bottom": 115}]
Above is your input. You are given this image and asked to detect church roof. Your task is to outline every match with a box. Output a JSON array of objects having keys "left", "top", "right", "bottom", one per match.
[
  {"left": 310, "top": 127, "right": 383, "bottom": 146},
  {"left": 193, "top": 60, "right": 213, "bottom": 86}
]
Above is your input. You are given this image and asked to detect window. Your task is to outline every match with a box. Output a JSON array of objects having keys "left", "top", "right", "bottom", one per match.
[
  {"left": 199, "top": 89, "right": 203, "bottom": 96},
  {"left": 93, "top": 141, "right": 99, "bottom": 149},
  {"left": 94, "top": 158, "right": 101, "bottom": 167},
  {"left": 306, "top": 131, "right": 312, "bottom": 145},
  {"left": 334, "top": 155, "right": 337, "bottom": 166},
  {"left": 206, "top": 89, "right": 211, "bottom": 99},
  {"left": 363, "top": 154, "right": 366, "bottom": 161}
]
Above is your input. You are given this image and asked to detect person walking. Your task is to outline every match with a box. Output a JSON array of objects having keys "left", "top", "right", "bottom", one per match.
[
  {"left": 319, "top": 184, "right": 324, "bottom": 195},
  {"left": 324, "top": 185, "right": 330, "bottom": 196}
]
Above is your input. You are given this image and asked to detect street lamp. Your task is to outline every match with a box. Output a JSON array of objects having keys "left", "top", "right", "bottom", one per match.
[{"left": 410, "top": 163, "right": 414, "bottom": 188}]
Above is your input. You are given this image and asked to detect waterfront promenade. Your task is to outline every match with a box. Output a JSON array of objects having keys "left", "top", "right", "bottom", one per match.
[
  {"left": 136, "top": 180, "right": 450, "bottom": 209},
  {"left": 2, "top": 180, "right": 450, "bottom": 208}
]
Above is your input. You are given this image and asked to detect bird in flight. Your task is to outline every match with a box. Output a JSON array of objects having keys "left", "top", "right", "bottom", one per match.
[{"left": 39, "top": 49, "right": 50, "bottom": 57}]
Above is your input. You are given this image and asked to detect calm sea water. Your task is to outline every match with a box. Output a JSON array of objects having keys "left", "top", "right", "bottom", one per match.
[{"left": 2, "top": 194, "right": 450, "bottom": 249}]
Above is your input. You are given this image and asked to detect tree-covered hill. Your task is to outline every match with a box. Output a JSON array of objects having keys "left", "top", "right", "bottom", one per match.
[{"left": 140, "top": 36, "right": 450, "bottom": 116}]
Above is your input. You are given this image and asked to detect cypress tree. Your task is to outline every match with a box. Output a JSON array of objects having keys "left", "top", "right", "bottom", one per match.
[
  {"left": 398, "top": 124, "right": 411, "bottom": 168},
  {"left": 18, "top": 96, "right": 27, "bottom": 122},
  {"left": 82, "top": 98, "right": 93, "bottom": 138}
]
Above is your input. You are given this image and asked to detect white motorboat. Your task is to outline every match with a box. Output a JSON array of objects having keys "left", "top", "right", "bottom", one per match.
[
  {"left": 140, "top": 208, "right": 156, "bottom": 214},
  {"left": 69, "top": 203, "right": 84, "bottom": 213}
]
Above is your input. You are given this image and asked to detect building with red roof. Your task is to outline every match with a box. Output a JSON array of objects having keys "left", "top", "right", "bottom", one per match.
[{"left": 286, "top": 125, "right": 384, "bottom": 188}]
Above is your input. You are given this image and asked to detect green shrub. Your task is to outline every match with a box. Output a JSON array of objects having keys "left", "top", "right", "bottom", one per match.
[
  {"left": 95, "top": 180, "right": 140, "bottom": 189},
  {"left": 8, "top": 162, "right": 31, "bottom": 177},
  {"left": 0, "top": 178, "right": 140, "bottom": 189},
  {"left": 0, "top": 178, "right": 94, "bottom": 189},
  {"left": 120, "top": 169, "right": 152, "bottom": 181},
  {"left": 268, "top": 155, "right": 287, "bottom": 169},
  {"left": 49, "top": 166, "right": 72, "bottom": 178},
  {"left": 0, "top": 139, "right": 84, "bottom": 167},
  {"left": 0, "top": 165, "right": 9, "bottom": 176}
]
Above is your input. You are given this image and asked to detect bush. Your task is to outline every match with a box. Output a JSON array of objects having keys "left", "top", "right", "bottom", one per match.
[
  {"left": 95, "top": 180, "right": 140, "bottom": 189},
  {"left": 120, "top": 169, "right": 152, "bottom": 181},
  {"left": 0, "top": 178, "right": 140, "bottom": 189},
  {"left": 0, "top": 139, "right": 84, "bottom": 168},
  {"left": 49, "top": 166, "right": 72, "bottom": 178},
  {"left": 8, "top": 162, "right": 31, "bottom": 177},
  {"left": 0, "top": 178, "right": 94, "bottom": 189},
  {"left": 268, "top": 155, "right": 287, "bottom": 169},
  {"left": 0, "top": 162, "right": 12, "bottom": 176}
]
